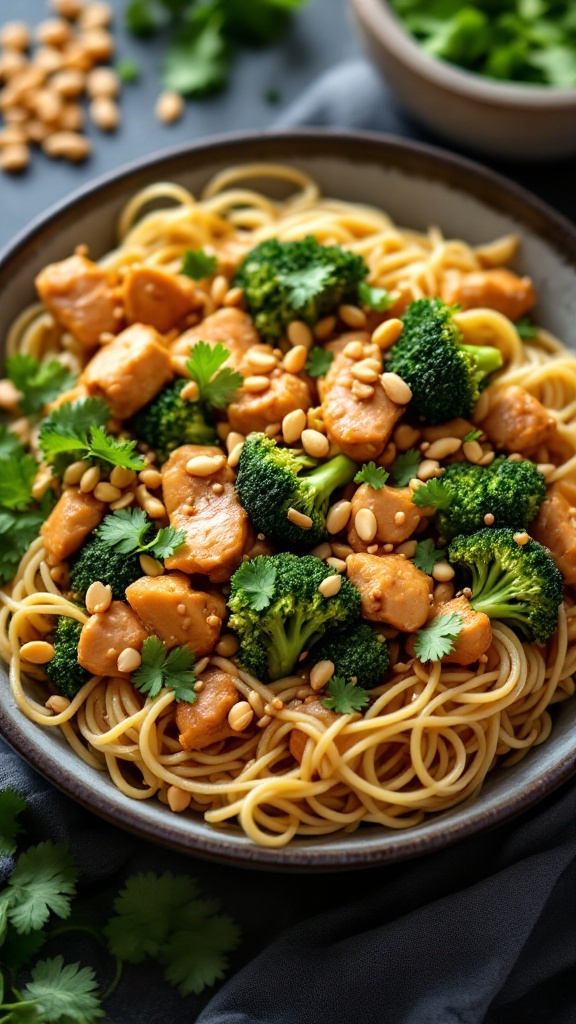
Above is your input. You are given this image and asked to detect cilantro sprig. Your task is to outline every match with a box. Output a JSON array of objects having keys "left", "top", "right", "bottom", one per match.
[
  {"left": 322, "top": 676, "right": 370, "bottom": 715},
  {"left": 186, "top": 341, "right": 243, "bottom": 409},
  {"left": 358, "top": 282, "right": 391, "bottom": 311},
  {"left": 354, "top": 462, "right": 389, "bottom": 490},
  {"left": 391, "top": 448, "right": 421, "bottom": 487},
  {"left": 0, "top": 788, "right": 27, "bottom": 857},
  {"left": 412, "top": 538, "right": 445, "bottom": 575},
  {"left": 133, "top": 637, "right": 197, "bottom": 702},
  {"left": 180, "top": 247, "right": 218, "bottom": 280},
  {"left": 413, "top": 612, "right": 463, "bottom": 662},
  {"left": 305, "top": 346, "right": 334, "bottom": 378},
  {"left": 39, "top": 398, "right": 145, "bottom": 473},
  {"left": 6, "top": 354, "right": 75, "bottom": 418},
  {"left": 412, "top": 477, "right": 452, "bottom": 510},
  {"left": 228, "top": 558, "right": 276, "bottom": 612},
  {"left": 0, "top": 427, "right": 56, "bottom": 584},
  {"left": 282, "top": 265, "right": 334, "bottom": 308},
  {"left": 97, "top": 509, "right": 185, "bottom": 561}
]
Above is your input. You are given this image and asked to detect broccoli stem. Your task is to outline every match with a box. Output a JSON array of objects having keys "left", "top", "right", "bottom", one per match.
[
  {"left": 304, "top": 454, "right": 358, "bottom": 508},
  {"left": 460, "top": 344, "right": 503, "bottom": 379},
  {"left": 267, "top": 606, "right": 328, "bottom": 679},
  {"left": 469, "top": 574, "right": 531, "bottom": 625}
]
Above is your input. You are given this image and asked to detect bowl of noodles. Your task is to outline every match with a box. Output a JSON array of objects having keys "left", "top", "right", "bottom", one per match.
[{"left": 1, "top": 130, "right": 576, "bottom": 869}]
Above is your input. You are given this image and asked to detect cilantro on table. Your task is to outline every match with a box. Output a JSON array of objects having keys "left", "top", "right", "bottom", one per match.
[
  {"left": 180, "top": 247, "right": 218, "bottom": 280},
  {"left": 412, "top": 538, "right": 445, "bottom": 575},
  {"left": 185, "top": 341, "right": 243, "bottom": 409},
  {"left": 97, "top": 508, "right": 185, "bottom": 561},
  {"left": 413, "top": 612, "right": 463, "bottom": 662},
  {"left": 412, "top": 477, "right": 452, "bottom": 510},
  {"left": 39, "top": 398, "right": 144, "bottom": 473},
  {"left": 357, "top": 282, "right": 391, "bottom": 311},
  {"left": 125, "top": 0, "right": 309, "bottom": 98},
  {"left": 322, "top": 676, "right": 370, "bottom": 715},
  {"left": 391, "top": 448, "right": 421, "bottom": 487},
  {"left": 116, "top": 57, "right": 140, "bottom": 82},
  {"left": 231, "top": 558, "right": 277, "bottom": 612},
  {"left": 354, "top": 462, "right": 389, "bottom": 490},
  {"left": 6, "top": 355, "right": 75, "bottom": 418},
  {"left": 133, "top": 636, "right": 197, "bottom": 702},
  {"left": 305, "top": 347, "right": 334, "bottom": 378},
  {"left": 389, "top": 0, "right": 576, "bottom": 87},
  {"left": 0, "top": 793, "right": 241, "bottom": 1020},
  {"left": 463, "top": 428, "right": 482, "bottom": 443}
]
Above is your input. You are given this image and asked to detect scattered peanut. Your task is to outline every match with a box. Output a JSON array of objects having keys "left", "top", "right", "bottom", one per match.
[
  {"left": 310, "top": 659, "right": 335, "bottom": 690},
  {"left": 287, "top": 320, "right": 313, "bottom": 349},
  {"left": 243, "top": 375, "right": 270, "bottom": 393},
  {"left": 155, "top": 90, "right": 184, "bottom": 123},
  {"left": 371, "top": 318, "right": 403, "bottom": 349},
  {"left": 355, "top": 507, "right": 378, "bottom": 543},
  {"left": 85, "top": 580, "right": 112, "bottom": 614},
  {"left": 42, "top": 130, "right": 91, "bottom": 161},
  {"left": 110, "top": 465, "right": 136, "bottom": 489},
  {"left": 21, "top": 640, "right": 55, "bottom": 664},
  {"left": 139, "top": 553, "right": 164, "bottom": 576},
  {"left": 86, "top": 65, "right": 119, "bottom": 97},
  {"left": 287, "top": 507, "right": 313, "bottom": 529},
  {"left": 185, "top": 453, "right": 226, "bottom": 477},
  {"left": 0, "top": 143, "right": 29, "bottom": 172},
  {"left": 338, "top": 304, "right": 366, "bottom": 328},
  {"left": 318, "top": 575, "right": 342, "bottom": 598},
  {"left": 215, "top": 633, "right": 239, "bottom": 657},
  {"left": 117, "top": 647, "right": 142, "bottom": 674},
  {"left": 46, "top": 694, "right": 71, "bottom": 713},
  {"left": 228, "top": 701, "right": 254, "bottom": 732},
  {"left": 380, "top": 372, "right": 412, "bottom": 405},
  {"left": 282, "top": 408, "right": 307, "bottom": 444},
  {"left": 425, "top": 436, "right": 462, "bottom": 460},
  {"left": 283, "top": 344, "right": 308, "bottom": 374},
  {"left": 167, "top": 786, "right": 192, "bottom": 813},
  {"left": 301, "top": 428, "right": 330, "bottom": 458},
  {"left": 432, "top": 561, "right": 455, "bottom": 582},
  {"left": 79, "top": 464, "right": 100, "bottom": 492},
  {"left": 93, "top": 481, "right": 121, "bottom": 502},
  {"left": 326, "top": 499, "right": 352, "bottom": 534},
  {"left": 89, "top": 95, "right": 119, "bottom": 131}
]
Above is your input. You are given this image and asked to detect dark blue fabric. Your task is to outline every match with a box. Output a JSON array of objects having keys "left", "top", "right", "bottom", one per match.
[{"left": 2, "top": 3, "right": 576, "bottom": 1022}]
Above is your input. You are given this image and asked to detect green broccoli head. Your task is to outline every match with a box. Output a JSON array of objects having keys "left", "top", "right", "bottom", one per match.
[
  {"left": 45, "top": 616, "right": 90, "bottom": 700},
  {"left": 228, "top": 552, "right": 362, "bottom": 681},
  {"left": 70, "top": 536, "right": 144, "bottom": 601},
  {"left": 310, "top": 623, "right": 389, "bottom": 690},
  {"left": 448, "top": 528, "right": 563, "bottom": 643},
  {"left": 235, "top": 433, "right": 357, "bottom": 548},
  {"left": 131, "top": 379, "right": 216, "bottom": 465},
  {"left": 387, "top": 298, "right": 503, "bottom": 424},
  {"left": 233, "top": 236, "right": 368, "bottom": 341},
  {"left": 436, "top": 456, "right": 547, "bottom": 542}
]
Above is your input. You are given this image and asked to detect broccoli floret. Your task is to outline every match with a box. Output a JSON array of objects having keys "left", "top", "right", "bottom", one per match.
[
  {"left": 45, "top": 616, "right": 89, "bottom": 700},
  {"left": 448, "top": 528, "right": 563, "bottom": 643},
  {"left": 233, "top": 236, "right": 368, "bottom": 341},
  {"left": 71, "top": 535, "right": 144, "bottom": 600},
  {"left": 235, "top": 433, "right": 357, "bottom": 548},
  {"left": 131, "top": 379, "right": 216, "bottom": 465},
  {"left": 435, "top": 456, "right": 546, "bottom": 542},
  {"left": 387, "top": 298, "right": 503, "bottom": 423},
  {"left": 228, "top": 553, "right": 362, "bottom": 681},
  {"left": 310, "top": 623, "right": 389, "bottom": 689}
]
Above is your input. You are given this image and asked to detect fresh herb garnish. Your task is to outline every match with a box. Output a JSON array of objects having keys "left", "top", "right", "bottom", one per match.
[
  {"left": 0, "top": 787, "right": 27, "bottom": 857},
  {"left": 116, "top": 57, "right": 141, "bottom": 82},
  {"left": 180, "top": 247, "right": 218, "bottom": 280},
  {"left": 282, "top": 265, "right": 335, "bottom": 309},
  {"left": 231, "top": 558, "right": 277, "bottom": 612},
  {"left": 97, "top": 509, "right": 185, "bottom": 561},
  {"left": 354, "top": 462, "right": 389, "bottom": 490},
  {"left": 391, "top": 448, "right": 421, "bottom": 487},
  {"left": 321, "top": 676, "right": 370, "bottom": 715},
  {"left": 0, "top": 452, "right": 37, "bottom": 510},
  {"left": 412, "top": 477, "right": 452, "bottom": 510},
  {"left": 0, "top": 494, "right": 56, "bottom": 585},
  {"left": 413, "top": 612, "right": 463, "bottom": 662},
  {"left": 358, "top": 282, "right": 391, "bottom": 311},
  {"left": 412, "top": 538, "right": 445, "bottom": 574},
  {"left": 185, "top": 341, "right": 243, "bottom": 409},
  {"left": 305, "top": 346, "right": 334, "bottom": 378},
  {"left": 463, "top": 428, "right": 482, "bottom": 443},
  {"left": 515, "top": 316, "right": 538, "bottom": 339},
  {"left": 6, "top": 355, "right": 75, "bottom": 417},
  {"left": 39, "top": 398, "right": 144, "bottom": 473},
  {"left": 0, "top": 423, "right": 26, "bottom": 460},
  {"left": 133, "top": 637, "right": 197, "bottom": 702}
]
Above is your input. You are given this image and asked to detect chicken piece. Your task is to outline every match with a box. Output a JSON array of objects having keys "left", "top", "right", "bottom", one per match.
[
  {"left": 77, "top": 601, "right": 149, "bottom": 677},
  {"left": 289, "top": 700, "right": 340, "bottom": 764},
  {"left": 346, "top": 552, "right": 432, "bottom": 631},
  {"left": 227, "top": 372, "right": 311, "bottom": 435},
  {"left": 440, "top": 268, "right": 537, "bottom": 321},
  {"left": 41, "top": 489, "right": 105, "bottom": 564},
  {"left": 531, "top": 483, "right": 576, "bottom": 585},
  {"left": 176, "top": 667, "right": 239, "bottom": 751},
  {"left": 121, "top": 267, "right": 198, "bottom": 334},
  {"left": 406, "top": 596, "right": 492, "bottom": 666},
  {"left": 162, "top": 444, "right": 248, "bottom": 583},
  {"left": 348, "top": 484, "right": 433, "bottom": 550},
  {"left": 171, "top": 307, "right": 260, "bottom": 371},
  {"left": 479, "top": 385, "right": 556, "bottom": 453},
  {"left": 125, "top": 572, "right": 226, "bottom": 655},
  {"left": 80, "top": 322, "right": 173, "bottom": 419},
  {"left": 35, "top": 254, "right": 120, "bottom": 348},
  {"left": 319, "top": 336, "right": 403, "bottom": 462}
]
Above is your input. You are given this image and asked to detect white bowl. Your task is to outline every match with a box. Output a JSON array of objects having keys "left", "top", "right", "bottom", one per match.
[
  {"left": 350, "top": 0, "right": 576, "bottom": 159},
  {"left": 1, "top": 130, "right": 576, "bottom": 869}
]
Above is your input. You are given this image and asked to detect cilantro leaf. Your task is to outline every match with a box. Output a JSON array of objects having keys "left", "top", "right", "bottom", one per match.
[
  {"left": 186, "top": 340, "right": 243, "bottom": 409},
  {"left": 6, "top": 355, "right": 75, "bottom": 417},
  {"left": 87, "top": 426, "right": 145, "bottom": 471},
  {"left": 391, "top": 448, "right": 421, "bottom": 487},
  {"left": 322, "top": 676, "right": 370, "bottom": 715},
  {"left": 97, "top": 508, "right": 150, "bottom": 554},
  {"left": 161, "top": 908, "right": 241, "bottom": 996},
  {"left": 305, "top": 347, "right": 334, "bottom": 378},
  {"left": 0, "top": 453, "right": 37, "bottom": 510},
  {"left": 21, "top": 956, "right": 104, "bottom": 1022},
  {"left": 125, "top": 0, "right": 169, "bottom": 36},
  {"left": 232, "top": 558, "right": 276, "bottom": 611},
  {"left": 133, "top": 637, "right": 197, "bottom": 703},
  {"left": 514, "top": 316, "right": 538, "bottom": 339},
  {"left": 412, "top": 538, "right": 445, "bottom": 574},
  {"left": 412, "top": 477, "right": 452, "bottom": 510},
  {"left": 354, "top": 462, "right": 389, "bottom": 490},
  {"left": 1, "top": 841, "right": 78, "bottom": 934},
  {"left": 0, "top": 423, "right": 25, "bottom": 460},
  {"left": 0, "top": 788, "right": 27, "bottom": 857},
  {"left": 105, "top": 872, "right": 200, "bottom": 963},
  {"left": 151, "top": 526, "right": 186, "bottom": 560},
  {"left": 0, "top": 925, "right": 47, "bottom": 971},
  {"left": 414, "top": 612, "right": 463, "bottom": 662},
  {"left": 0, "top": 494, "right": 55, "bottom": 584},
  {"left": 40, "top": 411, "right": 144, "bottom": 472},
  {"left": 117, "top": 57, "right": 140, "bottom": 82},
  {"left": 163, "top": 7, "right": 230, "bottom": 97},
  {"left": 463, "top": 428, "right": 482, "bottom": 443},
  {"left": 39, "top": 397, "right": 110, "bottom": 445},
  {"left": 181, "top": 247, "right": 218, "bottom": 280},
  {"left": 358, "top": 282, "right": 392, "bottom": 311},
  {"left": 281, "top": 264, "right": 334, "bottom": 309}
]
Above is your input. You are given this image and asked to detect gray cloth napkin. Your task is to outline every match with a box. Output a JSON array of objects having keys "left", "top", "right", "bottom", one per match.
[{"left": 2, "top": 55, "right": 576, "bottom": 1024}]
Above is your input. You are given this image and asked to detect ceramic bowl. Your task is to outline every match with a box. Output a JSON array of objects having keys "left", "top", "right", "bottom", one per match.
[
  {"left": 350, "top": 0, "right": 576, "bottom": 160},
  {"left": 1, "top": 129, "right": 576, "bottom": 869}
]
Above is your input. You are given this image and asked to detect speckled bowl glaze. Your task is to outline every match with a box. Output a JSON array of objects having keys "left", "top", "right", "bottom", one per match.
[
  {"left": 1, "top": 130, "right": 576, "bottom": 870},
  {"left": 350, "top": 0, "right": 576, "bottom": 160}
]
